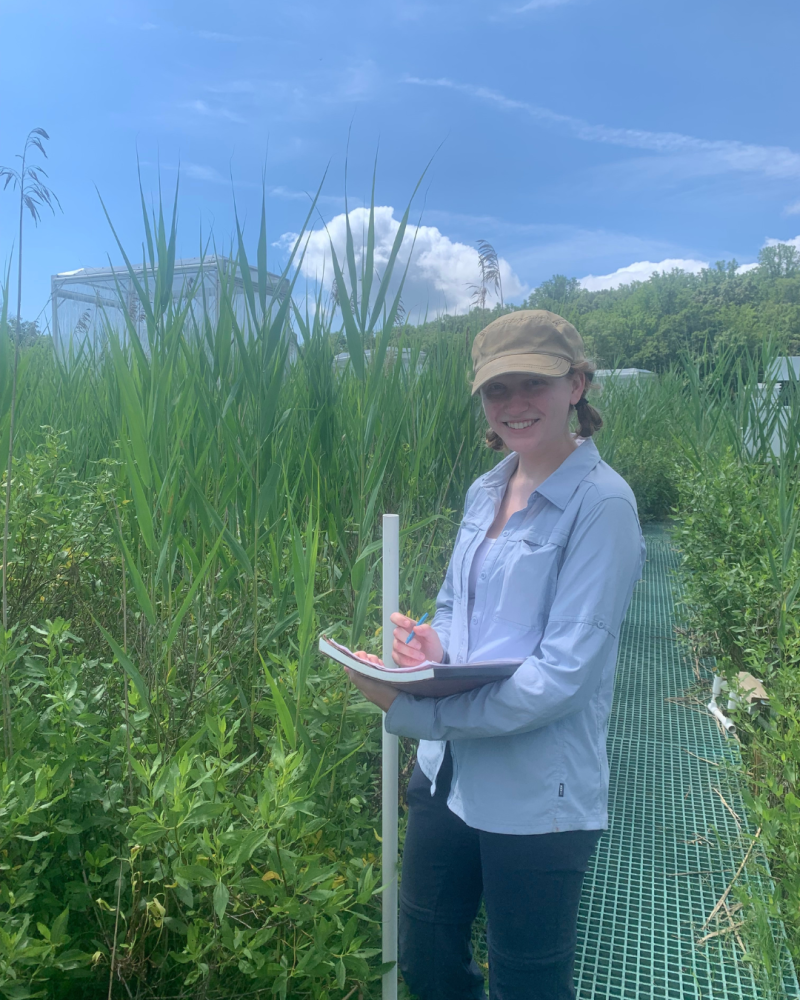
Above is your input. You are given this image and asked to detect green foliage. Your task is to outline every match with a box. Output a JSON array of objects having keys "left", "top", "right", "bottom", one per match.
[
  {"left": 590, "top": 372, "right": 685, "bottom": 522},
  {"left": 4, "top": 320, "right": 43, "bottom": 347},
  {"left": 674, "top": 458, "right": 791, "bottom": 677},
  {"left": 0, "top": 615, "right": 386, "bottom": 999},
  {"left": 409, "top": 252, "right": 800, "bottom": 372},
  {"left": 532, "top": 255, "right": 800, "bottom": 370},
  {"left": 0, "top": 435, "right": 118, "bottom": 638},
  {"left": 672, "top": 349, "right": 800, "bottom": 970}
]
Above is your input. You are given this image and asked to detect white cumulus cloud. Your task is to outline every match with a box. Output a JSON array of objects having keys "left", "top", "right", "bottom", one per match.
[
  {"left": 765, "top": 234, "right": 800, "bottom": 252},
  {"left": 279, "top": 206, "right": 526, "bottom": 319},
  {"left": 579, "top": 258, "right": 709, "bottom": 292}
]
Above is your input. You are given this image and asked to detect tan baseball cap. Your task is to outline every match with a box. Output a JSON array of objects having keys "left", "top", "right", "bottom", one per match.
[{"left": 471, "top": 310, "right": 587, "bottom": 395}]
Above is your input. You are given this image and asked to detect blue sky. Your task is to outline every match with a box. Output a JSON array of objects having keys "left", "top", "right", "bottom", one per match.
[{"left": 2, "top": 0, "right": 799, "bottom": 326}]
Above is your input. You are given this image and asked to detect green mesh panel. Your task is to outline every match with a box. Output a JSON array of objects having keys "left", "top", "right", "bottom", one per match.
[{"left": 574, "top": 524, "right": 799, "bottom": 999}]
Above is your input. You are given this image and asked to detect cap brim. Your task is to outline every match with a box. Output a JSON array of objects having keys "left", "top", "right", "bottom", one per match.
[{"left": 471, "top": 354, "right": 571, "bottom": 395}]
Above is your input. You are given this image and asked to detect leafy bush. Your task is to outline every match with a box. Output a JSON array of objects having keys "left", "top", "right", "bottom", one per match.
[
  {"left": 675, "top": 452, "right": 800, "bottom": 967},
  {"left": 1, "top": 615, "right": 386, "bottom": 999},
  {"left": 674, "top": 457, "right": 792, "bottom": 678}
]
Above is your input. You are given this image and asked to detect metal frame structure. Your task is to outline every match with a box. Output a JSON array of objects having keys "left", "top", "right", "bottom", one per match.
[{"left": 50, "top": 256, "right": 290, "bottom": 351}]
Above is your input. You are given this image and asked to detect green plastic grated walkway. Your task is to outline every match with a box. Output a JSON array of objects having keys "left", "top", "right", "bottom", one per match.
[{"left": 574, "top": 525, "right": 800, "bottom": 1000}]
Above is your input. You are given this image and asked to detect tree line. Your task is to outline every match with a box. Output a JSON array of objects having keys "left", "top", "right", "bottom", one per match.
[{"left": 409, "top": 243, "right": 800, "bottom": 371}]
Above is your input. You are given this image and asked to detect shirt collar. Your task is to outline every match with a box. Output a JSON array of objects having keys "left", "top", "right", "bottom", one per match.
[
  {"left": 482, "top": 450, "right": 519, "bottom": 498},
  {"left": 481, "top": 438, "right": 602, "bottom": 511}
]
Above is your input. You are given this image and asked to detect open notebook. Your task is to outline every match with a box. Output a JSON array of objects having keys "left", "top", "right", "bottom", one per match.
[{"left": 319, "top": 635, "right": 522, "bottom": 696}]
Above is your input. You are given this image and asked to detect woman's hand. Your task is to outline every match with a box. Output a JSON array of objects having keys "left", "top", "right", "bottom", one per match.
[
  {"left": 347, "top": 614, "right": 443, "bottom": 711},
  {"left": 388, "top": 612, "right": 444, "bottom": 666},
  {"left": 344, "top": 667, "right": 400, "bottom": 712},
  {"left": 353, "top": 614, "right": 443, "bottom": 669}
]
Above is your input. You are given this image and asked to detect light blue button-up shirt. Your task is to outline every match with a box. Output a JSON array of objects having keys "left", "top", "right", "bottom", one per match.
[{"left": 385, "top": 438, "right": 646, "bottom": 835}]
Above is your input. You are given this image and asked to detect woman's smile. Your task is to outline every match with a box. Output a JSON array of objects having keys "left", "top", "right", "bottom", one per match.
[{"left": 503, "top": 418, "right": 539, "bottom": 430}]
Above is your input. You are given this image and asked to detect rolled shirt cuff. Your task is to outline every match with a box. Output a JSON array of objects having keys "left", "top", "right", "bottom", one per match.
[{"left": 385, "top": 692, "right": 437, "bottom": 740}]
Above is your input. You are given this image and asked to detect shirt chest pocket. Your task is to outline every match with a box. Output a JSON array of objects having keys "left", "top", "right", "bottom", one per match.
[
  {"left": 493, "top": 536, "right": 563, "bottom": 631},
  {"left": 451, "top": 520, "right": 482, "bottom": 602}
]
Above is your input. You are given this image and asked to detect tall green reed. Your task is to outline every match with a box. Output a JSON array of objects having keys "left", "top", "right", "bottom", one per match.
[
  {"left": 0, "top": 172, "right": 495, "bottom": 995},
  {"left": 2, "top": 171, "right": 493, "bottom": 759}
]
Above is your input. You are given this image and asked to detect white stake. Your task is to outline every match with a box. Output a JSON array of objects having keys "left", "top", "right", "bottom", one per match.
[{"left": 382, "top": 513, "right": 400, "bottom": 1000}]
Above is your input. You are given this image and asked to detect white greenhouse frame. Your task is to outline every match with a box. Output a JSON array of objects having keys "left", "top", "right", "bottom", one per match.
[{"left": 50, "top": 256, "right": 290, "bottom": 353}]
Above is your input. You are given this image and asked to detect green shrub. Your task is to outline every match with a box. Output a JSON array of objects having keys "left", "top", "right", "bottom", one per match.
[
  {"left": 1, "top": 613, "right": 389, "bottom": 999},
  {"left": 675, "top": 454, "right": 800, "bottom": 966}
]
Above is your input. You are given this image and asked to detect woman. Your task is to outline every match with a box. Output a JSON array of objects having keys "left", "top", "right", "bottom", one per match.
[{"left": 347, "top": 310, "right": 645, "bottom": 1000}]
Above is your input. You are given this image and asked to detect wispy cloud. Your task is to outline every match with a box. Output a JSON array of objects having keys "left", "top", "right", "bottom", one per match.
[
  {"left": 785, "top": 201, "right": 800, "bottom": 216},
  {"left": 196, "top": 30, "right": 246, "bottom": 42},
  {"left": 404, "top": 77, "right": 800, "bottom": 181},
  {"left": 270, "top": 186, "right": 309, "bottom": 201},
  {"left": 180, "top": 61, "right": 381, "bottom": 137},
  {"left": 337, "top": 60, "right": 380, "bottom": 101},
  {"left": 183, "top": 163, "right": 227, "bottom": 184},
  {"left": 514, "top": 0, "right": 575, "bottom": 11},
  {"left": 204, "top": 81, "right": 256, "bottom": 95},
  {"left": 183, "top": 99, "right": 247, "bottom": 125},
  {"left": 140, "top": 160, "right": 229, "bottom": 185},
  {"left": 268, "top": 186, "right": 345, "bottom": 208}
]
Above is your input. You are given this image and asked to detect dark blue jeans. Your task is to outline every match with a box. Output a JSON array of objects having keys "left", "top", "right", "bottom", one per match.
[{"left": 399, "top": 745, "right": 601, "bottom": 1000}]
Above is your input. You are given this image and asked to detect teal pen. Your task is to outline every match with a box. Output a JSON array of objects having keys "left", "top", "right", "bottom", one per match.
[{"left": 405, "top": 612, "right": 429, "bottom": 644}]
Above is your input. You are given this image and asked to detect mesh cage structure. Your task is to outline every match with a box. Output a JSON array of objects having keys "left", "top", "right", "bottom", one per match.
[
  {"left": 574, "top": 524, "right": 799, "bottom": 1000},
  {"left": 50, "top": 256, "right": 290, "bottom": 355}
]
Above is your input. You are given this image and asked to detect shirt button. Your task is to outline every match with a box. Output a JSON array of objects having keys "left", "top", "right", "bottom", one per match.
[
  {"left": 503, "top": 530, "right": 509, "bottom": 537},
  {"left": 471, "top": 616, "right": 478, "bottom": 624},
  {"left": 480, "top": 572, "right": 486, "bottom": 580}
]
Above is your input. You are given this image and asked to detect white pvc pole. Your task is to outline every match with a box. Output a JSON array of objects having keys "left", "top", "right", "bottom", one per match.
[{"left": 382, "top": 514, "right": 400, "bottom": 1000}]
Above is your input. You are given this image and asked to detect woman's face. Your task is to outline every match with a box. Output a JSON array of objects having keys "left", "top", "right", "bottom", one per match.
[{"left": 480, "top": 371, "right": 585, "bottom": 455}]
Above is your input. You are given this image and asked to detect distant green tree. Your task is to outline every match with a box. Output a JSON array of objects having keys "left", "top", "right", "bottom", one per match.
[
  {"left": 525, "top": 274, "right": 581, "bottom": 311},
  {"left": 7, "top": 318, "right": 41, "bottom": 345},
  {"left": 758, "top": 243, "right": 800, "bottom": 279}
]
